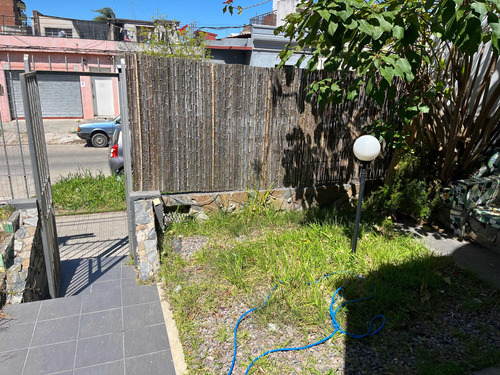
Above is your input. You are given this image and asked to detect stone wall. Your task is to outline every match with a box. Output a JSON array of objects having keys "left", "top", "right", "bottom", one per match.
[
  {"left": 134, "top": 199, "right": 160, "bottom": 281},
  {"left": 0, "top": 208, "right": 48, "bottom": 307},
  {"left": 162, "top": 184, "right": 369, "bottom": 216}
]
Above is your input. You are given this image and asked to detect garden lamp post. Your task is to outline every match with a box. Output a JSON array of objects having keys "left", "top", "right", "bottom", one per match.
[{"left": 352, "top": 135, "right": 381, "bottom": 254}]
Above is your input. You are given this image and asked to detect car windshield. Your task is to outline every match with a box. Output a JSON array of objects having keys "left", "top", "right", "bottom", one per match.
[{"left": 113, "top": 115, "right": 121, "bottom": 124}]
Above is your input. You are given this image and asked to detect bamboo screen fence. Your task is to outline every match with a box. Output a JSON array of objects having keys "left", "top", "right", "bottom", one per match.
[{"left": 125, "top": 55, "right": 392, "bottom": 193}]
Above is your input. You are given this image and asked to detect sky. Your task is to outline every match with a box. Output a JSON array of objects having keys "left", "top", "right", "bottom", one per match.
[{"left": 25, "top": 0, "right": 274, "bottom": 37}]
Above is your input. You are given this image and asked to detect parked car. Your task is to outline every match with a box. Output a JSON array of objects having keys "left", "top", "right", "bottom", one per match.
[
  {"left": 77, "top": 115, "right": 121, "bottom": 148},
  {"left": 109, "top": 128, "right": 124, "bottom": 175}
]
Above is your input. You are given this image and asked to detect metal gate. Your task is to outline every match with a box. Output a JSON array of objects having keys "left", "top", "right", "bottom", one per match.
[{"left": 19, "top": 71, "right": 61, "bottom": 298}]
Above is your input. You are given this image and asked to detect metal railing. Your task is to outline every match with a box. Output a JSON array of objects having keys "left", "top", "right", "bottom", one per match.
[
  {"left": 250, "top": 11, "right": 277, "bottom": 26},
  {"left": 0, "top": 15, "right": 31, "bottom": 35}
]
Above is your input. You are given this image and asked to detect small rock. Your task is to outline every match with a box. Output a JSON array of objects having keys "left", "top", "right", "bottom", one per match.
[
  {"left": 268, "top": 323, "right": 277, "bottom": 332},
  {"left": 174, "top": 285, "right": 182, "bottom": 293}
]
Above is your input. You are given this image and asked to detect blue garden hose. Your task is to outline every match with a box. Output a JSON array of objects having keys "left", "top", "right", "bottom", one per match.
[{"left": 227, "top": 272, "right": 385, "bottom": 375}]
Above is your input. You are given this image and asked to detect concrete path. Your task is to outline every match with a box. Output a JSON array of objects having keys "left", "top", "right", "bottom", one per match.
[
  {"left": 0, "top": 212, "right": 177, "bottom": 374},
  {"left": 395, "top": 222, "right": 500, "bottom": 290}
]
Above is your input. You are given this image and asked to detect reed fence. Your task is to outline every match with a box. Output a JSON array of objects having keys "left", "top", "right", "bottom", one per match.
[{"left": 125, "top": 55, "right": 392, "bottom": 193}]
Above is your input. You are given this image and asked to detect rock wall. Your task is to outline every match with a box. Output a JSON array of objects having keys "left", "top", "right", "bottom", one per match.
[
  {"left": 162, "top": 184, "right": 369, "bottom": 215},
  {"left": 0, "top": 208, "right": 48, "bottom": 306},
  {"left": 134, "top": 200, "right": 160, "bottom": 280}
]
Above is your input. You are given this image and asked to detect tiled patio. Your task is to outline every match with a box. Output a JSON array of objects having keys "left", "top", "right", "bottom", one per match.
[{"left": 0, "top": 213, "right": 176, "bottom": 375}]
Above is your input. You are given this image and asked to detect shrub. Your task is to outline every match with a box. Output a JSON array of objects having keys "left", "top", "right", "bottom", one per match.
[{"left": 367, "top": 153, "right": 442, "bottom": 222}]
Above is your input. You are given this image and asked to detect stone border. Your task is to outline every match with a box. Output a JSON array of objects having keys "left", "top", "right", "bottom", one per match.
[
  {"left": 1, "top": 207, "right": 48, "bottom": 307},
  {"left": 161, "top": 183, "right": 381, "bottom": 216},
  {"left": 134, "top": 199, "right": 160, "bottom": 280}
]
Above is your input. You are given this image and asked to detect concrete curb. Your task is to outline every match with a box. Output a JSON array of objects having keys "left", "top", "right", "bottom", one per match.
[{"left": 157, "top": 282, "right": 188, "bottom": 375}]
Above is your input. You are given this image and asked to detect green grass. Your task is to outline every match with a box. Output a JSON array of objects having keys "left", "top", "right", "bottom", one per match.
[
  {"left": 0, "top": 205, "right": 14, "bottom": 222},
  {"left": 0, "top": 204, "right": 14, "bottom": 243},
  {"left": 52, "top": 170, "right": 126, "bottom": 214},
  {"left": 161, "top": 206, "right": 500, "bottom": 374}
]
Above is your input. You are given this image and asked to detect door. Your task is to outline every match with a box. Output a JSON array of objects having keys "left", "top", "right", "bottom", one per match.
[{"left": 92, "top": 77, "right": 114, "bottom": 116}]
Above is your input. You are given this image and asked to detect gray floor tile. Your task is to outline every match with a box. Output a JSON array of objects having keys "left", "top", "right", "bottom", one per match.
[
  {"left": 90, "top": 279, "right": 121, "bottom": 294},
  {"left": 90, "top": 256, "right": 123, "bottom": 272},
  {"left": 124, "top": 324, "right": 169, "bottom": 358},
  {"left": 81, "top": 287, "right": 121, "bottom": 314},
  {"left": 1, "top": 301, "right": 41, "bottom": 324},
  {"left": 0, "top": 348, "right": 28, "bottom": 374},
  {"left": 95, "top": 256, "right": 127, "bottom": 270},
  {"left": 79, "top": 309, "right": 123, "bottom": 339},
  {"left": 123, "top": 302, "right": 164, "bottom": 331},
  {"left": 75, "top": 332, "right": 123, "bottom": 368},
  {"left": 89, "top": 266, "right": 123, "bottom": 283},
  {"left": 125, "top": 350, "right": 176, "bottom": 375},
  {"left": 61, "top": 258, "right": 92, "bottom": 274},
  {"left": 38, "top": 295, "right": 82, "bottom": 321},
  {"left": 122, "top": 266, "right": 137, "bottom": 279},
  {"left": 121, "top": 277, "right": 139, "bottom": 290},
  {"left": 60, "top": 272, "right": 93, "bottom": 297},
  {"left": 31, "top": 315, "right": 79, "bottom": 347},
  {"left": 74, "top": 360, "right": 124, "bottom": 375},
  {"left": 23, "top": 340, "right": 76, "bottom": 375},
  {"left": 0, "top": 322, "right": 35, "bottom": 352},
  {"left": 122, "top": 284, "right": 159, "bottom": 306}
]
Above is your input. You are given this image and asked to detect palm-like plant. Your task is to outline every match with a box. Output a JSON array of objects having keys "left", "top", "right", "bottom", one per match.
[{"left": 92, "top": 7, "right": 116, "bottom": 22}]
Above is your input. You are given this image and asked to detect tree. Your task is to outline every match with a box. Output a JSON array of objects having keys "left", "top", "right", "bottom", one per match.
[
  {"left": 274, "top": 0, "right": 500, "bottom": 183},
  {"left": 139, "top": 18, "right": 209, "bottom": 60},
  {"left": 92, "top": 7, "right": 116, "bottom": 22}
]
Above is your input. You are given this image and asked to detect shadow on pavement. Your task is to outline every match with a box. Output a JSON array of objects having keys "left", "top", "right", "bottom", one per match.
[{"left": 59, "top": 236, "right": 128, "bottom": 296}]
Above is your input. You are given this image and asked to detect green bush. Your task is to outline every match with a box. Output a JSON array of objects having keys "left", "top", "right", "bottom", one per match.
[{"left": 367, "top": 154, "right": 442, "bottom": 221}]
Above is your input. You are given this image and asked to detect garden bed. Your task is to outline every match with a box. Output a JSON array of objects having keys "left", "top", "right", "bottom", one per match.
[{"left": 160, "top": 207, "right": 500, "bottom": 374}]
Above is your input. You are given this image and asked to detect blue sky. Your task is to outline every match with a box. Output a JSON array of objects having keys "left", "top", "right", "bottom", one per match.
[{"left": 25, "top": 0, "right": 274, "bottom": 37}]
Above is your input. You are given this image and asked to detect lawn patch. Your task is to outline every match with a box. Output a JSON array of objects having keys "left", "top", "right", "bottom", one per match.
[
  {"left": 52, "top": 170, "right": 126, "bottom": 214},
  {"left": 161, "top": 207, "right": 500, "bottom": 374}
]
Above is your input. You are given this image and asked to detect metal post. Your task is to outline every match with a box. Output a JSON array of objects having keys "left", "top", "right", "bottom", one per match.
[
  {"left": 24, "top": 54, "right": 30, "bottom": 72},
  {"left": 352, "top": 161, "right": 368, "bottom": 254},
  {"left": 0, "top": 117, "right": 15, "bottom": 199},
  {"left": 118, "top": 58, "right": 138, "bottom": 266}
]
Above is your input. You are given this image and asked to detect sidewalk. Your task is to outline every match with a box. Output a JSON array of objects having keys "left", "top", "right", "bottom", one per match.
[
  {"left": 2, "top": 119, "right": 85, "bottom": 146},
  {"left": 0, "top": 212, "right": 178, "bottom": 374}
]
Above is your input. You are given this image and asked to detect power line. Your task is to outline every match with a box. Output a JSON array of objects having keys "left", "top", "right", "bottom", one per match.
[
  {"left": 240, "top": 0, "right": 272, "bottom": 10},
  {"left": 198, "top": 25, "right": 245, "bottom": 30}
]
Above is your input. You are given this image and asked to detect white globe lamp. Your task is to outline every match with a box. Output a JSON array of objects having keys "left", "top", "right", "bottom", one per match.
[
  {"left": 351, "top": 135, "right": 381, "bottom": 254},
  {"left": 353, "top": 135, "right": 381, "bottom": 162}
]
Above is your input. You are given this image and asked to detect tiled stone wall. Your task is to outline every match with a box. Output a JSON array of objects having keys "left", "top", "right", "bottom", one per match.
[
  {"left": 134, "top": 200, "right": 159, "bottom": 280},
  {"left": 1, "top": 208, "right": 48, "bottom": 306},
  {"left": 162, "top": 184, "right": 365, "bottom": 215}
]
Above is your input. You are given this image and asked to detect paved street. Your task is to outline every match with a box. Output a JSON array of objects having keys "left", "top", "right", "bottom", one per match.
[{"left": 1, "top": 142, "right": 110, "bottom": 202}]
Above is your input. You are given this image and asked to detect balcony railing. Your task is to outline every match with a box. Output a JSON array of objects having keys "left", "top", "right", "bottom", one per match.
[
  {"left": 17, "top": 0, "right": 26, "bottom": 11},
  {"left": 0, "top": 15, "right": 31, "bottom": 34},
  {"left": 250, "top": 11, "right": 277, "bottom": 26}
]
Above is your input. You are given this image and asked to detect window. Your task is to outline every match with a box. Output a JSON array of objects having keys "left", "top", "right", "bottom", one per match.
[{"left": 45, "top": 28, "right": 73, "bottom": 37}]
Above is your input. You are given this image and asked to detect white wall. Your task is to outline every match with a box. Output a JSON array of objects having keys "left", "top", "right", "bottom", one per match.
[{"left": 275, "top": 0, "right": 300, "bottom": 27}]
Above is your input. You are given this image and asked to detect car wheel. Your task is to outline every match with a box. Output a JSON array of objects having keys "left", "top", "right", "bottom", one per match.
[{"left": 91, "top": 133, "right": 108, "bottom": 148}]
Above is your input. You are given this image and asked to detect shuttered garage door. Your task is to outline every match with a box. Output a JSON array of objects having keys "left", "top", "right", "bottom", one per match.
[{"left": 7, "top": 71, "right": 83, "bottom": 118}]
